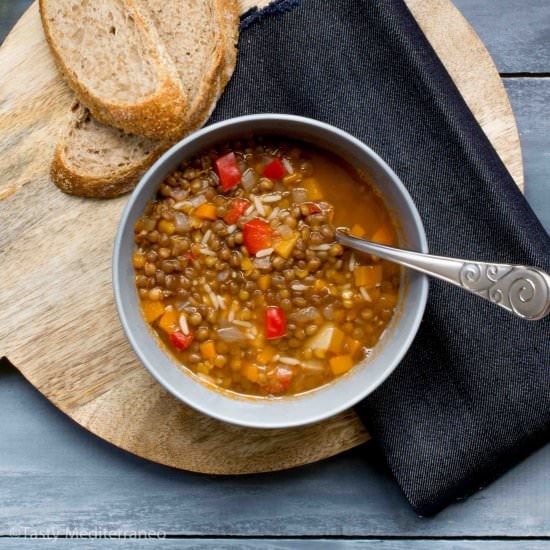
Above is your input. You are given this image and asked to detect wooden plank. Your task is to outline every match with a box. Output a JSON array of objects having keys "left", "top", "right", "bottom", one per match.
[
  {"left": 0, "top": 540, "right": 549, "bottom": 549},
  {"left": 453, "top": 0, "right": 550, "bottom": 73},
  {"left": 3, "top": 0, "right": 549, "bottom": 74},
  {"left": 504, "top": 78, "right": 550, "bottom": 231},
  {"left": 1, "top": 361, "right": 549, "bottom": 537}
]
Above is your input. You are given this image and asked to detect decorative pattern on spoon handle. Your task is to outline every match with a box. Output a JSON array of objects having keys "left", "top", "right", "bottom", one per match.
[
  {"left": 335, "top": 228, "right": 550, "bottom": 321},
  {"left": 458, "top": 263, "right": 550, "bottom": 320}
]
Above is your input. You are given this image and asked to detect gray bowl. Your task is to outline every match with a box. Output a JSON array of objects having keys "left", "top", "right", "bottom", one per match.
[{"left": 113, "top": 114, "right": 428, "bottom": 429}]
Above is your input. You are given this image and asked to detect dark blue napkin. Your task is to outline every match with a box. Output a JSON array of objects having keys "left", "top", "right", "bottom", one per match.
[{"left": 210, "top": 0, "right": 550, "bottom": 515}]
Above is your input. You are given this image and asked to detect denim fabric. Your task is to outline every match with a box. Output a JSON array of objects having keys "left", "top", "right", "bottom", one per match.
[{"left": 209, "top": 0, "right": 550, "bottom": 516}]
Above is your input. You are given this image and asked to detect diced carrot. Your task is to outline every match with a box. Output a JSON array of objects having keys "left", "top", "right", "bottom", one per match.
[
  {"left": 274, "top": 232, "right": 299, "bottom": 259},
  {"left": 350, "top": 224, "right": 366, "bottom": 237},
  {"left": 354, "top": 265, "right": 383, "bottom": 289},
  {"left": 158, "top": 309, "right": 179, "bottom": 333},
  {"left": 370, "top": 224, "right": 396, "bottom": 246},
  {"left": 141, "top": 300, "right": 165, "bottom": 323},
  {"left": 200, "top": 340, "right": 217, "bottom": 361},
  {"left": 133, "top": 252, "right": 146, "bottom": 268},
  {"left": 158, "top": 219, "right": 175, "bottom": 235},
  {"left": 302, "top": 178, "right": 324, "bottom": 200},
  {"left": 194, "top": 203, "right": 218, "bottom": 220},
  {"left": 328, "top": 327, "right": 346, "bottom": 354},
  {"left": 329, "top": 354, "right": 354, "bottom": 375},
  {"left": 257, "top": 274, "right": 272, "bottom": 291},
  {"left": 308, "top": 324, "right": 346, "bottom": 355},
  {"left": 243, "top": 365, "right": 259, "bottom": 383},
  {"left": 313, "top": 348, "right": 326, "bottom": 359},
  {"left": 257, "top": 346, "right": 276, "bottom": 364},
  {"left": 241, "top": 256, "right": 253, "bottom": 272}
]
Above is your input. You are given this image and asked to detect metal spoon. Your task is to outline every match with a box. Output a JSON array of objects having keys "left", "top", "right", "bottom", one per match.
[{"left": 335, "top": 228, "right": 550, "bottom": 321}]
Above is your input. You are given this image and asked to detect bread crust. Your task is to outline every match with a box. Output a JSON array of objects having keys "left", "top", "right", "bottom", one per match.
[
  {"left": 185, "top": 0, "right": 240, "bottom": 129},
  {"left": 40, "top": 0, "right": 188, "bottom": 140},
  {"left": 144, "top": 0, "right": 235, "bottom": 134},
  {"left": 51, "top": 148, "right": 157, "bottom": 199}
]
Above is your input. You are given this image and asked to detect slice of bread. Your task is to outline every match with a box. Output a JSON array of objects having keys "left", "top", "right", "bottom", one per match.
[
  {"left": 138, "top": 0, "right": 225, "bottom": 131},
  {"left": 51, "top": 102, "right": 162, "bottom": 198},
  {"left": 51, "top": 0, "right": 239, "bottom": 198},
  {"left": 40, "top": 0, "right": 188, "bottom": 140}
]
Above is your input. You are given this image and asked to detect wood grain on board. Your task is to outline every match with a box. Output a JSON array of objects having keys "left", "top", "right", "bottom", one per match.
[
  {"left": 0, "top": 541, "right": 548, "bottom": 549},
  {"left": 0, "top": 0, "right": 523, "bottom": 474}
]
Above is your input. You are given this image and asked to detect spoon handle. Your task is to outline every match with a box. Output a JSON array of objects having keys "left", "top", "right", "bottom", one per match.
[{"left": 336, "top": 229, "right": 550, "bottom": 321}]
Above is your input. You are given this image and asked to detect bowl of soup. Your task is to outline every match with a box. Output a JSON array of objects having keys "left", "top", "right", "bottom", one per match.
[{"left": 113, "top": 114, "right": 428, "bottom": 428}]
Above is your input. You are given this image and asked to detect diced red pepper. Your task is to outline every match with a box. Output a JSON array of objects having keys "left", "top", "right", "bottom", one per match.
[
  {"left": 265, "top": 305, "right": 287, "bottom": 340},
  {"left": 243, "top": 218, "right": 273, "bottom": 255},
  {"left": 224, "top": 198, "right": 250, "bottom": 225},
  {"left": 187, "top": 251, "right": 196, "bottom": 262},
  {"left": 169, "top": 330, "right": 194, "bottom": 351},
  {"left": 305, "top": 202, "right": 322, "bottom": 215},
  {"left": 215, "top": 152, "right": 241, "bottom": 192},
  {"left": 266, "top": 366, "right": 293, "bottom": 394},
  {"left": 262, "top": 158, "right": 285, "bottom": 180}
]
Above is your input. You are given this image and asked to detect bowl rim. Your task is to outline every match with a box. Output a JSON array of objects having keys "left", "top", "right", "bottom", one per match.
[{"left": 113, "top": 114, "right": 429, "bottom": 428}]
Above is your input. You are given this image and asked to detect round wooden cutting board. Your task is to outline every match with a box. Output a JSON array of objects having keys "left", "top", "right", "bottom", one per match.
[{"left": 0, "top": 0, "right": 523, "bottom": 474}]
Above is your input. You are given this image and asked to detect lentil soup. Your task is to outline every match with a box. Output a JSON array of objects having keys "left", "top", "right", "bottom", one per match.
[{"left": 133, "top": 137, "right": 401, "bottom": 397}]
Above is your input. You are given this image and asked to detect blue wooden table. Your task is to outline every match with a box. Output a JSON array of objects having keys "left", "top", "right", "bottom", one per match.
[{"left": 1, "top": 1, "right": 549, "bottom": 547}]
